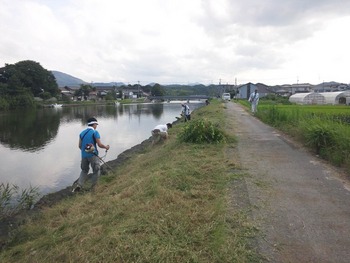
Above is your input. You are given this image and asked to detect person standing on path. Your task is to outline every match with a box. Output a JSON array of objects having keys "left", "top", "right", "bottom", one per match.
[
  {"left": 73, "top": 117, "right": 110, "bottom": 192},
  {"left": 248, "top": 89, "right": 259, "bottom": 114},
  {"left": 181, "top": 103, "right": 191, "bottom": 121}
]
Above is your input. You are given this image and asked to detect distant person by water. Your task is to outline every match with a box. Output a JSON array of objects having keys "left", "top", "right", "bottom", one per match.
[
  {"left": 181, "top": 103, "right": 191, "bottom": 122},
  {"left": 151, "top": 123, "right": 172, "bottom": 145}
]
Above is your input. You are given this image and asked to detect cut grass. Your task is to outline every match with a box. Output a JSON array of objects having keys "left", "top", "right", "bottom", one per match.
[{"left": 0, "top": 100, "right": 261, "bottom": 262}]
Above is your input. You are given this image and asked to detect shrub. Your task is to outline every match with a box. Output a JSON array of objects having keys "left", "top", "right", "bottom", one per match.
[{"left": 178, "top": 119, "right": 226, "bottom": 144}]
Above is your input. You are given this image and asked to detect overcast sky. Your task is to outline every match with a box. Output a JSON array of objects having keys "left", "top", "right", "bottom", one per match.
[{"left": 1, "top": 0, "right": 350, "bottom": 86}]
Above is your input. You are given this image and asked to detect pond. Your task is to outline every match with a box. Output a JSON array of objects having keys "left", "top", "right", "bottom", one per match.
[{"left": 0, "top": 101, "right": 204, "bottom": 196}]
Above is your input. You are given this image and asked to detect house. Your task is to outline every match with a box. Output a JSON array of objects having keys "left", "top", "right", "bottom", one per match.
[
  {"left": 59, "top": 86, "right": 77, "bottom": 100},
  {"left": 312, "top": 82, "right": 350, "bottom": 93},
  {"left": 236, "top": 82, "right": 272, "bottom": 99},
  {"left": 269, "top": 83, "right": 312, "bottom": 96}
]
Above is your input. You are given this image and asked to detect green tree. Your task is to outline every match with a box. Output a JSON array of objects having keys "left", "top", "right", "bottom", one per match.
[
  {"left": 3, "top": 60, "right": 59, "bottom": 97},
  {"left": 74, "top": 88, "right": 83, "bottom": 98},
  {"left": 117, "top": 89, "right": 123, "bottom": 99},
  {"left": 0, "top": 60, "right": 59, "bottom": 109},
  {"left": 143, "top": 85, "right": 152, "bottom": 93},
  {"left": 105, "top": 91, "right": 116, "bottom": 100},
  {"left": 80, "top": 84, "right": 93, "bottom": 100},
  {"left": 151, "top": 83, "right": 165, "bottom": 96}
]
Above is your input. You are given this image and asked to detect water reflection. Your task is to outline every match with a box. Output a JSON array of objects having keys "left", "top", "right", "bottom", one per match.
[
  {"left": 116, "top": 103, "right": 164, "bottom": 119},
  {"left": 0, "top": 103, "right": 165, "bottom": 152},
  {"left": 0, "top": 108, "right": 60, "bottom": 152}
]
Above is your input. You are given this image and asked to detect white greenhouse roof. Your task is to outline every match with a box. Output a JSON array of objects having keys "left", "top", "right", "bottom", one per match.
[
  {"left": 321, "top": 91, "right": 350, "bottom": 104},
  {"left": 289, "top": 92, "right": 325, "bottom": 104},
  {"left": 289, "top": 91, "right": 350, "bottom": 105},
  {"left": 288, "top": 92, "right": 311, "bottom": 104}
]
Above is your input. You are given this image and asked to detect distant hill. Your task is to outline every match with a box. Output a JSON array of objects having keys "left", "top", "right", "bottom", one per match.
[
  {"left": 51, "top": 71, "right": 126, "bottom": 87},
  {"left": 51, "top": 71, "right": 87, "bottom": 87},
  {"left": 313, "top": 81, "right": 341, "bottom": 88}
]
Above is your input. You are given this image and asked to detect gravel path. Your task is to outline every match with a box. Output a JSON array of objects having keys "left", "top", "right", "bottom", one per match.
[{"left": 225, "top": 102, "right": 350, "bottom": 263}]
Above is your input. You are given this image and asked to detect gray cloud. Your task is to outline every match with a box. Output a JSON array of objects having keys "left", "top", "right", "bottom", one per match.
[{"left": 1, "top": 0, "right": 350, "bottom": 85}]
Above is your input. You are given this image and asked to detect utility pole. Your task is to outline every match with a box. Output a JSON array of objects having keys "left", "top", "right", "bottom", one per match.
[
  {"left": 138, "top": 81, "right": 140, "bottom": 98},
  {"left": 323, "top": 80, "right": 325, "bottom": 92}
]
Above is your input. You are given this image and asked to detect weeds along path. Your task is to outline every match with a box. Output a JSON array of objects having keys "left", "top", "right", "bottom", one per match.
[{"left": 224, "top": 102, "right": 350, "bottom": 263}]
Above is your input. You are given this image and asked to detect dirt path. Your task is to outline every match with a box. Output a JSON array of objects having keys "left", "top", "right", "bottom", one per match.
[{"left": 225, "top": 102, "right": 350, "bottom": 263}]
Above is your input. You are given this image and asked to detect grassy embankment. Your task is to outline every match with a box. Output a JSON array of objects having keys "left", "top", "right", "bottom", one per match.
[
  {"left": 0, "top": 100, "right": 261, "bottom": 262},
  {"left": 240, "top": 100, "right": 350, "bottom": 172}
]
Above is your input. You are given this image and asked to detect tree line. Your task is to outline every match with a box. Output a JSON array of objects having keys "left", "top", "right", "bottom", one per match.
[
  {"left": 0, "top": 59, "right": 227, "bottom": 110},
  {"left": 0, "top": 60, "right": 171, "bottom": 109},
  {"left": 70, "top": 83, "right": 167, "bottom": 101}
]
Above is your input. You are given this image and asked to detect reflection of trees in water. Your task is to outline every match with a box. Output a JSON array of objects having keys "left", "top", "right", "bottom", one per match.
[
  {"left": 0, "top": 104, "right": 165, "bottom": 151},
  {"left": 59, "top": 105, "right": 118, "bottom": 125},
  {"left": 150, "top": 104, "right": 164, "bottom": 119},
  {"left": 115, "top": 103, "right": 164, "bottom": 120},
  {"left": 0, "top": 108, "right": 60, "bottom": 151}
]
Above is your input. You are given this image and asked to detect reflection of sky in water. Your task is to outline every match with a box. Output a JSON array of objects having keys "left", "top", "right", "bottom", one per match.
[{"left": 0, "top": 102, "right": 204, "bottom": 196}]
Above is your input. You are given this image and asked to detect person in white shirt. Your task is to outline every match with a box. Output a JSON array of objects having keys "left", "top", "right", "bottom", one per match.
[
  {"left": 181, "top": 104, "right": 191, "bottom": 121},
  {"left": 248, "top": 89, "right": 259, "bottom": 114},
  {"left": 151, "top": 123, "right": 172, "bottom": 144}
]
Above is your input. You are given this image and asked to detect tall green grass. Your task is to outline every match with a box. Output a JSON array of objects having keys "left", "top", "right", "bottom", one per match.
[
  {"left": 300, "top": 118, "right": 350, "bottom": 167},
  {"left": 244, "top": 102, "right": 350, "bottom": 170}
]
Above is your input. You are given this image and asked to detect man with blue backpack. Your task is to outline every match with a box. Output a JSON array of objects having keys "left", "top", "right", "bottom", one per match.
[{"left": 72, "top": 117, "right": 110, "bottom": 192}]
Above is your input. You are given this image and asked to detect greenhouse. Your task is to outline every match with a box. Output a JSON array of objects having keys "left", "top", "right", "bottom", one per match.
[
  {"left": 289, "top": 92, "right": 325, "bottom": 105},
  {"left": 321, "top": 91, "right": 350, "bottom": 105},
  {"left": 289, "top": 91, "right": 350, "bottom": 105}
]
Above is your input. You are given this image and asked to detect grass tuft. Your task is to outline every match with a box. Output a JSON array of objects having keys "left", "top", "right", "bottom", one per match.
[{"left": 0, "top": 183, "right": 40, "bottom": 220}]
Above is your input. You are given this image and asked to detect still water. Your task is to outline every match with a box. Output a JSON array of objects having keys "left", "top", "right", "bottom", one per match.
[{"left": 0, "top": 102, "right": 204, "bottom": 196}]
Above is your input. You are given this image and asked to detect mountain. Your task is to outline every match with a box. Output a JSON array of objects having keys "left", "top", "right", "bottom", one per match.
[{"left": 51, "top": 71, "right": 87, "bottom": 87}]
